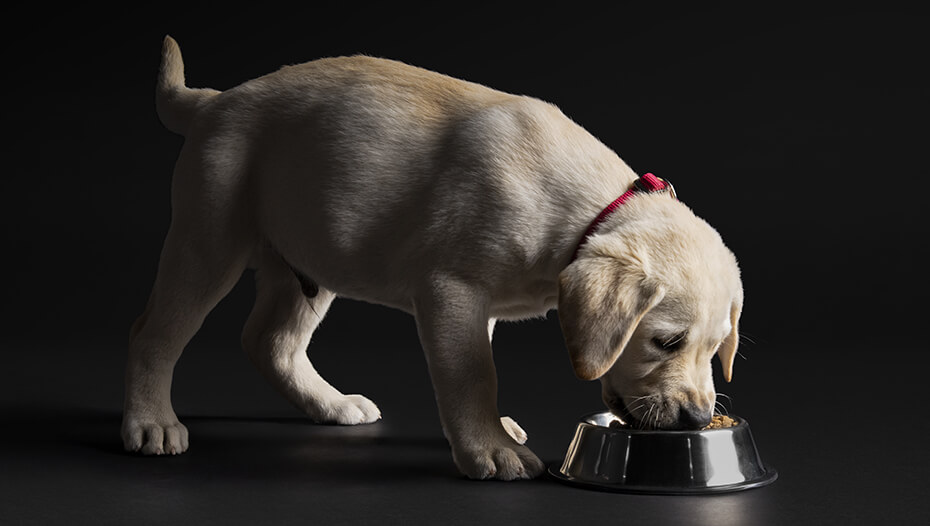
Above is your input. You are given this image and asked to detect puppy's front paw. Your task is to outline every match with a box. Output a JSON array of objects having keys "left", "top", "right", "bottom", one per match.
[
  {"left": 122, "top": 417, "right": 189, "bottom": 456},
  {"left": 314, "top": 394, "right": 381, "bottom": 425},
  {"left": 453, "top": 440, "right": 545, "bottom": 481}
]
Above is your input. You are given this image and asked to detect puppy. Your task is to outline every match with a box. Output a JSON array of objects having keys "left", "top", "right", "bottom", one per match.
[{"left": 122, "top": 36, "right": 743, "bottom": 480}]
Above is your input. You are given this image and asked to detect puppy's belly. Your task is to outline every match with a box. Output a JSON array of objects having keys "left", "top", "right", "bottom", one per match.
[
  {"left": 271, "top": 244, "right": 558, "bottom": 319},
  {"left": 271, "top": 240, "right": 418, "bottom": 313},
  {"left": 491, "top": 302, "right": 556, "bottom": 321},
  {"left": 266, "top": 220, "right": 557, "bottom": 319},
  {"left": 259, "top": 186, "right": 561, "bottom": 317},
  {"left": 490, "top": 284, "right": 559, "bottom": 320}
]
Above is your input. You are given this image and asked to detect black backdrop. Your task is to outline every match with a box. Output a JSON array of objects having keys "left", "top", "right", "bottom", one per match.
[
  {"left": 6, "top": 4, "right": 927, "bottom": 348},
  {"left": 3, "top": 4, "right": 928, "bottom": 525}
]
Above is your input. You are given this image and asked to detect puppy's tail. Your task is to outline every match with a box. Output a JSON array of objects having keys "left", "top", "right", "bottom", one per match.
[{"left": 156, "top": 35, "right": 220, "bottom": 135}]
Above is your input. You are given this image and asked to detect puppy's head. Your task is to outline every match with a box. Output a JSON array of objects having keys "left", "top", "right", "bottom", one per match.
[{"left": 558, "top": 196, "right": 742, "bottom": 430}]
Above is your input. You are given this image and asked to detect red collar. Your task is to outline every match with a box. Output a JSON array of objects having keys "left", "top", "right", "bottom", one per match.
[{"left": 570, "top": 173, "right": 676, "bottom": 262}]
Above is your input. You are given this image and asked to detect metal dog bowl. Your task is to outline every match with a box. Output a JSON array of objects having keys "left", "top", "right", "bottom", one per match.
[{"left": 549, "top": 412, "right": 777, "bottom": 494}]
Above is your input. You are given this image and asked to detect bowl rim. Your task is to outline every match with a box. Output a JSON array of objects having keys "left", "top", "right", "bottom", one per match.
[{"left": 581, "top": 411, "right": 748, "bottom": 435}]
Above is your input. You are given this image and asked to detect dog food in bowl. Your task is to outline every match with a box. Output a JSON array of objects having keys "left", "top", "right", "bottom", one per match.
[{"left": 702, "top": 414, "right": 737, "bottom": 429}]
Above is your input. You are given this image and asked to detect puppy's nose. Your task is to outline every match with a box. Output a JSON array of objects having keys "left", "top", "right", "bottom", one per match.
[{"left": 677, "top": 406, "right": 712, "bottom": 429}]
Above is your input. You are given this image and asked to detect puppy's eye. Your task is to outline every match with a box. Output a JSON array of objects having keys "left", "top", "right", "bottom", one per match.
[{"left": 652, "top": 333, "right": 686, "bottom": 352}]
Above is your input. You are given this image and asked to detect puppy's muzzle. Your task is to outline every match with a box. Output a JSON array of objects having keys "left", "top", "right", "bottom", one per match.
[
  {"left": 674, "top": 405, "right": 713, "bottom": 430},
  {"left": 613, "top": 397, "right": 713, "bottom": 430}
]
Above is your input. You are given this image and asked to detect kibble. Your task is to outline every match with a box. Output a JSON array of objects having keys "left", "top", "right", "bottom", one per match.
[{"left": 702, "top": 414, "right": 737, "bottom": 430}]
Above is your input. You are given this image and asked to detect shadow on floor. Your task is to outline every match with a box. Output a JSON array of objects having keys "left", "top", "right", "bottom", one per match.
[{"left": 2, "top": 404, "right": 464, "bottom": 484}]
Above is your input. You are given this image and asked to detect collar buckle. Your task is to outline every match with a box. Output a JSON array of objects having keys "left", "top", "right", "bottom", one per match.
[{"left": 633, "top": 173, "right": 677, "bottom": 200}]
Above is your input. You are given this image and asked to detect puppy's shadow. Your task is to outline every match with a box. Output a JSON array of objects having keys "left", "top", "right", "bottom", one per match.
[
  {"left": 183, "top": 413, "right": 458, "bottom": 482},
  {"left": 5, "top": 406, "right": 459, "bottom": 483}
]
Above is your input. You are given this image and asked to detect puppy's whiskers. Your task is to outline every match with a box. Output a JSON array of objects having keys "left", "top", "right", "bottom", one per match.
[
  {"left": 639, "top": 403, "right": 656, "bottom": 430},
  {"left": 739, "top": 333, "right": 757, "bottom": 345},
  {"left": 628, "top": 395, "right": 658, "bottom": 430},
  {"left": 626, "top": 395, "right": 650, "bottom": 413},
  {"left": 714, "top": 392, "right": 732, "bottom": 416}
]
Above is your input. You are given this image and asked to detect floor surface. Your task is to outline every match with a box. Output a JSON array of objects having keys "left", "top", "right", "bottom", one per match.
[{"left": 2, "top": 304, "right": 926, "bottom": 526}]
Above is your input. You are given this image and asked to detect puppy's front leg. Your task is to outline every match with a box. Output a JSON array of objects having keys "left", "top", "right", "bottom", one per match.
[{"left": 414, "top": 279, "right": 544, "bottom": 480}]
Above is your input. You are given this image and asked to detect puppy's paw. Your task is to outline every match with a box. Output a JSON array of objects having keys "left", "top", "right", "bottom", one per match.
[
  {"left": 122, "top": 417, "right": 189, "bottom": 456},
  {"left": 314, "top": 394, "right": 381, "bottom": 425},
  {"left": 453, "top": 440, "right": 545, "bottom": 481},
  {"left": 500, "top": 416, "right": 528, "bottom": 445}
]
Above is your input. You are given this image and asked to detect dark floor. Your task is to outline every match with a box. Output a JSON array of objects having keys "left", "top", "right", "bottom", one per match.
[{"left": 2, "top": 302, "right": 927, "bottom": 526}]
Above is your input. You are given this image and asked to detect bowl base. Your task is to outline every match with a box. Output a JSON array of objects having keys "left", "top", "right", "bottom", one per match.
[{"left": 548, "top": 463, "right": 778, "bottom": 495}]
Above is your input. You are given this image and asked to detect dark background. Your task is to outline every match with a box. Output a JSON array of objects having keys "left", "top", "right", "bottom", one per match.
[{"left": 2, "top": 4, "right": 928, "bottom": 525}]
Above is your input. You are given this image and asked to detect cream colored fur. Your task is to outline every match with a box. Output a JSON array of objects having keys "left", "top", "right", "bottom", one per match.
[{"left": 122, "top": 36, "right": 743, "bottom": 480}]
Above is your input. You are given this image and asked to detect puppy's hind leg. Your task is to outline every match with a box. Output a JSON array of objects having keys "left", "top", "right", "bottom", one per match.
[
  {"left": 122, "top": 223, "right": 250, "bottom": 455},
  {"left": 241, "top": 250, "right": 380, "bottom": 425}
]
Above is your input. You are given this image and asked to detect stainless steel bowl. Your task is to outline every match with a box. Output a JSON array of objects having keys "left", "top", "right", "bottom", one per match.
[{"left": 549, "top": 412, "right": 777, "bottom": 494}]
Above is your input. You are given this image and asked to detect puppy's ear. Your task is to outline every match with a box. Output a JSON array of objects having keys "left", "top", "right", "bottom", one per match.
[
  {"left": 716, "top": 301, "right": 742, "bottom": 383},
  {"left": 558, "top": 256, "right": 664, "bottom": 380}
]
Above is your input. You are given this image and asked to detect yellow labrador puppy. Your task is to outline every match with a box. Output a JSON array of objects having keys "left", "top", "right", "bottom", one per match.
[{"left": 122, "top": 36, "right": 743, "bottom": 480}]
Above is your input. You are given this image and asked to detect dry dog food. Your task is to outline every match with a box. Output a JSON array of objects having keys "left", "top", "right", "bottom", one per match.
[{"left": 702, "top": 414, "right": 737, "bottom": 429}]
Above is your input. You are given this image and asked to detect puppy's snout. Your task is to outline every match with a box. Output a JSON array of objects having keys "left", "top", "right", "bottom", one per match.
[{"left": 676, "top": 406, "right": 712, "bottom": 430}]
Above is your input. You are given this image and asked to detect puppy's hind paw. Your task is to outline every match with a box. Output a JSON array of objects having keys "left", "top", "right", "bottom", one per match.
[{"left": 314, "top": 394, "right": 381, "bottom": 425}]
